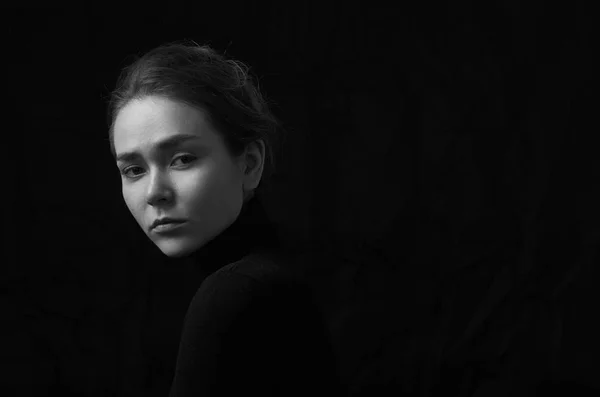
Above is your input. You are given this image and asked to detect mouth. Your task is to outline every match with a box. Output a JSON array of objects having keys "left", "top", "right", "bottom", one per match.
[{"left": 151, "top": 221, "right": 187, "bottom": 234}]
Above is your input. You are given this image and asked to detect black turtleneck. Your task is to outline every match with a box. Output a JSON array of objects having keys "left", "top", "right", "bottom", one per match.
[
  {"left": 167, "top": 196, "right": 345, "bottom": 397},
  {"left": 181, "top": 195, "right": 283, "bottom": 278}
]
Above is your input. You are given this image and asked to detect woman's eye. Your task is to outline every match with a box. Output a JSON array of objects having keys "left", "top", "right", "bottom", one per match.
[
  {"left": 121, "top": 155, "right": 196, "bottom": 179},
  {"left": 122, "top": 166, "right": 144, "bottom": 178},
  {"left": 172, "top": 154, "right": 197, "bottom": 167}
]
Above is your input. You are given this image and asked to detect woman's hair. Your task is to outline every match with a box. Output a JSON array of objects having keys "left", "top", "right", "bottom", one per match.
[{"left": 106, "top": 40, "right": 284, "bottom": 193}]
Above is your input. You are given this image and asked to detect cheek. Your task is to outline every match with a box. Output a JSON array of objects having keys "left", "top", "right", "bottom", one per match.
[
  {"left": 185, "top": 173, "right": 227, "bottom": 210},
  {"left": 187, "top": 161, "right": 237, "bottom": 198},
  {"left": 187, "top": 167, "right": 242, "bottom": 215},
  {"left": 122, "top": 185, "right": 142, "bottom": 216}
]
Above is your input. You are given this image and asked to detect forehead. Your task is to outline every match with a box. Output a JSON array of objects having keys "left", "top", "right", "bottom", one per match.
[{"left": 113, "top": 96, "right": 215, "bottom": 154}]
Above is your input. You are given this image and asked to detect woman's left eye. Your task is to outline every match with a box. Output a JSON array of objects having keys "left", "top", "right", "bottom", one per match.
[{"left": 172, "top": 154, "right": 197, "bottom": 166}]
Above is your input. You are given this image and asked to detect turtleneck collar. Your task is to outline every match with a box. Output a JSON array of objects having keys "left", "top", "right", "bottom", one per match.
[{"left": 173, "top": 195, "right": 281, "bottom": 277}]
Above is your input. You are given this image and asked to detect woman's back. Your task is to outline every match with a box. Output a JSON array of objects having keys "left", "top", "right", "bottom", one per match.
[{"left": 169, "top": 251, "right": 345, "bottom": 396}]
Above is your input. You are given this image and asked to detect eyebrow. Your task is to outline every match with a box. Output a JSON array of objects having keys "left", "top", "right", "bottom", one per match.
[{"left": 116, "top": 134, "right": 203, "bottom": 163}]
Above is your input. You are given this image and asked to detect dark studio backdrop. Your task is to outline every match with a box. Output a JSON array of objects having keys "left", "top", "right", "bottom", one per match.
[{"left": 1, "top": 1, "right": 597, "bottom": 396}]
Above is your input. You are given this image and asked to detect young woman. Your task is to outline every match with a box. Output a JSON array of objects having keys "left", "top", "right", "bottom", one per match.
[{"left": 107, "top": 40, "right": 344, "bottom": 396}]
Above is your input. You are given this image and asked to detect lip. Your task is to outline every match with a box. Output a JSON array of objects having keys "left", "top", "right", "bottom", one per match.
[
  {"left": 152, "top": 221, "right": 188, "bottom": 234},
  {"left": 150, "top": 217, "right": 187, "bottom": 231}
]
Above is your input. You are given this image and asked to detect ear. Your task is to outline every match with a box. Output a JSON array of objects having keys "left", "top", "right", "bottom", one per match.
[{"left": 237, "top": 139, "right": 265, "bottom": 197}]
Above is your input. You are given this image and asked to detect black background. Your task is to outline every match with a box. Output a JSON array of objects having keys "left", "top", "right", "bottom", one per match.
[{"left": 2, "top": 2, "right": 597, "bottom": 396}]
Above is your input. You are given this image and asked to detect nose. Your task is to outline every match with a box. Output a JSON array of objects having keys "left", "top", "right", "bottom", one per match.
[{"left": 146, "top": 169, "right": 174, "bottom": 206}]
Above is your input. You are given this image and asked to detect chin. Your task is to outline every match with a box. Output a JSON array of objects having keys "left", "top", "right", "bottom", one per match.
[{"left": 155, "top": 239, "right": 202, "bottom": 259}]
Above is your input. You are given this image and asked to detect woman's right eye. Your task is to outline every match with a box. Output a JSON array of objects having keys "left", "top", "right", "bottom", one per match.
[{"left": 122, "top": 166, "right": 144, "bottom": 178}]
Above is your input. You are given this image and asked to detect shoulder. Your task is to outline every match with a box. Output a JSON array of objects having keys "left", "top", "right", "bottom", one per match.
[
  {"left": 186, "top": 251, "right": 310, "bottom": 329},
  {"left": 210, "top": 250, "right": 300, "bottom": 287}
]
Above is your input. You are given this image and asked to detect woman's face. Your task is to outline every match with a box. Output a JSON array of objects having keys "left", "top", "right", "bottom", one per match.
[{"left": 113, "top": 95, "right": 264, "bottom": 258}]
